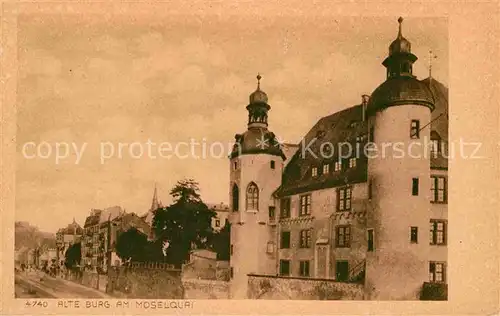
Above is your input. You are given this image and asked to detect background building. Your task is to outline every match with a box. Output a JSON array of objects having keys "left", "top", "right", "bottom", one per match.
[{"left": 55, "top": 219, "right": 83, "bottom": 266}]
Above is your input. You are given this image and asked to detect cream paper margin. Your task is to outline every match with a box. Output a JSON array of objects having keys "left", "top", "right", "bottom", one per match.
[{"left": 1, "top": 1, "right": 499, "bottom": 315}]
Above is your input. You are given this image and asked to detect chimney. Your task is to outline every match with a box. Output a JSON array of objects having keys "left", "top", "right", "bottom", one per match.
[{"left": 361, "top": 95, "right": 370, "bottom": 121}]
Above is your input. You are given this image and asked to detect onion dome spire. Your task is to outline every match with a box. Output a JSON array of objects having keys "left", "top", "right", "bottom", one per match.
[{"left": 247, "top": 73, "right": 270, "bottom": 128}]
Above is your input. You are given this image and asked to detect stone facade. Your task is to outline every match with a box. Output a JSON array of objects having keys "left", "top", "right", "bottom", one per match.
[{"left": 247, "top": 274, "right": 364, "bottom": 300}]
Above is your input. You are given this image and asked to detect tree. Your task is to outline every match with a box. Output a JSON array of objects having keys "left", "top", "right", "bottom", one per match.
[
  {"left": 115, "top": 227, "right": 149, "bottom": 263},
  {"left": 153, "top": 179, "right": 217, "bottom": 266},
  {"left": 64, "top": 242, "right": 81, "bottom": 269},
  {"left": 213, "top": 221, "right": 230, "bottom": 261}
]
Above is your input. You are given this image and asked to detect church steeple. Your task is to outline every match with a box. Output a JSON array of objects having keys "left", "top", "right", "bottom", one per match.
[
  {"left": 246, "top": 74, "right": 271, "bottom": 129},
  {"left": 150, "top": 183, "right": 159, "bottom": 211},
  {"left": 382, "top": 17, "right": 418, "bottom": 79}
]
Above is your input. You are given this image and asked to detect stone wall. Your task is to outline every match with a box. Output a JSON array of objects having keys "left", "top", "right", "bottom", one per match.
[
  {"left": 182, "top": 250, "right": 230, "bottom": 281},
  {"left": 247, "top": 274, "right": 364, "bottom": 300},
  {"left": 182, "top": 278, "right": 230, "bottom": 299},
  {"left": 107, "top": 265, "right": 183, "bottom": 299}
]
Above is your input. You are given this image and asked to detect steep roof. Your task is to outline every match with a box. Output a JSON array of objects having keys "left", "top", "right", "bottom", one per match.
[
  {"left": 278, "top": 103, "right": 369, "bottom": 196},
  {"left": 422, "top": 77, "right": 449, "bottom": 170},
  {"left": 278, "top": 78, "right": 448, "bottom": 197},
  {"left": 58, "top": 220, "right": 83, "bottom": 235}
]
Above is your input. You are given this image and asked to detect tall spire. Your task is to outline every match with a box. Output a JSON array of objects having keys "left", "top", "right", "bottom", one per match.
[
  {"left": 428, "top": 49, "right": 437, "bottom": 79},
  {"left": 383, "top": 17, "right": 417, "bottom": 79},
  {"left": 397, "top": 17, "right": 403, "bottom": 38},
  {"left": 151, "top": 183, "right": 159, "bottom": 211}
]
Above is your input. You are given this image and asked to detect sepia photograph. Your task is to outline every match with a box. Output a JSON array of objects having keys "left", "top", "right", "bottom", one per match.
[
  {"left": 13, "top": 12, "right": 450, "bottom": 301},
  {"left": 2, "top": 2, "right": 498, "bottom": 315}
]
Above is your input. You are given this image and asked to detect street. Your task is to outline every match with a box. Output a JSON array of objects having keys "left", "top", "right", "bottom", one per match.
[{"left": 15, "top": 271, "right": 110, "bottom": 299}]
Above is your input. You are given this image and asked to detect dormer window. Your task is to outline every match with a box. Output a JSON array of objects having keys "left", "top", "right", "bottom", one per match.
[
  {"left": 334, "top": 161, "right": 341, "bottom": 172},
  {"left": 323, "top": 164, "right": 329, "bottom": 174},
  {"left": 430, "top": 131, "right": 441, "bottom": 157},
  {"left": 349, "top": 158, "right": 357, "bottom": 168},
  {"left": 311, "top": 167, "right": 318, "bottom": 177}
]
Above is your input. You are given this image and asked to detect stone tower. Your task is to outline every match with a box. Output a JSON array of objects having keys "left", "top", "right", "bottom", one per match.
[
  {"left": 365, "top": 17, "right": 435, "bottom": 300},
  {"left": 228, "top": 75, "right": 285, "bottom": 299}
]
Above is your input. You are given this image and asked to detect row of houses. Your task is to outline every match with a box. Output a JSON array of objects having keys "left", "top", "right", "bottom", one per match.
[{"left": 54, "top": 186, "right": 230, "bottom": 272}]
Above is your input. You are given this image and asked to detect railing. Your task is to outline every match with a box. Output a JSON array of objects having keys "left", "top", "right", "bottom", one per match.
[{"left": 348, "top": 259, "right": 365, "bottom": 283}]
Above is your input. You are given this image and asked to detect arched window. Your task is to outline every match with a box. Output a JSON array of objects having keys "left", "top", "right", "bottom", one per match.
[
  {"left": 246, "top": 182, "right": 259, "bottom": 211},
  {"left": 232, "top": 184, "right": 239, "bottom": 212}
]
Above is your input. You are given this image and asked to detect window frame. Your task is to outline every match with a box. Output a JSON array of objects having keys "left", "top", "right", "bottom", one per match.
[
  {"left": 245, "top": 182, "right": 259, "bottom": 211},
  {"left": 410, "top": 226, "right": 418, "bottom": 243},
  {"left": 410, "top": 119, "right": 420, "bottom": 139},
  {"left": 429, "top": 261, "right": 446, "bottom": 283},
  {"left": 323, "top": 163, "right": 330, "bottom": 175},
  {"left": 299, "top": 260, "right": 310, "bottom": 277},
  {"left": 280, "top": 198, "right": 291, "bottom": 219},
  {"left": 280, "top": 231, "right": 291, "bottom": 249},
  {"left": 367, "top": 229, "right": 374, "bottom": 251},
  {"left": 430, "top": 220, "right": 447, "bottom": 245},
  {"left": 335, "top": 225, "right": 351, "bottom": 248},
  {"left": 337, "top": 186, "right": 352, "bottom": 212},
  {"left": 431, "top": 176, "right": 447, "bottom": 203},
  {"left": 279, "top": 260, "right": 291, "bottom": 276},
  {"left": 412, "top": 178, "right": 419, "bottom": 196},
  {"left": 299, "top": 194, "right": 312, "bottom": 216},
  {"left": 299, "top": 229, "right": 312, "bottom": 248},
  {"left": 311, "top": 167, "right": 318, "bottom": 177},
  {"left": 270, "top": 160, "right": 276, "bottom": 169}
]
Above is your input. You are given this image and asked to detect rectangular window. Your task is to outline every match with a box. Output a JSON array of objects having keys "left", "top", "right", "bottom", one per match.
[
  {"left": 334, "top": 161, "right": 341, "bottom": 172},
  {"left": 411, "top": 120, "right": 420, "bottom": 139},
  {"left": 369, "top": 126, "right": 375, "bottom": 142},
  {"left": 429, "top": 262, "right": 446, "bottom": 283},
  {"left": 215, "top": 219, "right": 220, "bottom": 227},
  {"left": 431, "top": 176, "right": 447, "bottom": 203},
  {"left": 280, "top": 231, "right": 291, "bottom": 249},
  {"left": 233, "top": 161, "right": 238, "bottom": 170},
  {"left": 349, "top": 158, "right": 357, "bottom": 168},
  {"left": 367, "top": 229, "right": 374, "bottom": 251},
  {"left": 311, "top": 167, "right": 318, "bottom": 177},
  {"left": 230, "top": 245, "right": 234, "bottom": 255},
  {"left": 368, "top": 179, "right": 373, "bottom": 199},
  {"left": 323, "top": 164, "right": 329, "bottom": 174},
  {"left": 270, "top": 160, "right": 275, "bottom": 169},
  {"left": 280, "top": 198, "right": 291, "bottom": 218},
  {"left": 412, "top": 178, "right": 419, "bottom": 196},
  {"left": 279, "top": 260, "right": 290, "bottom": 276},
  {"left": 299, "top": 261, "right": 310, "bottom": 277},
  {"left": 410, "top": 226, "right": 418, "bottom": 243},
  {"left": 299, "top": 229, "right": 312, "bottom": 248},
  {"left": 299, "top": 195, "right": 311, "bottom": 216},
  {"left": 430, "top": 220, "right": 447, "bottom": 245},
  {"left": 230, "top": 267, "right": 234, "bottom": 278},
  {"left": 337, "top": 187, "right": 352, "bottom": 211},
  {"left": 268, "top": 206, "right": 276, "bottom": 220},
  {"left": 336, "top": 225, "right": 351, "bottom": 248}
]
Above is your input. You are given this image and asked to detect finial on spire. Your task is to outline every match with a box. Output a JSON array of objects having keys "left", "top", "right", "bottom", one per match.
[
  {"left": 428, "top": 49, "right": 437, "bottom": 78},
  {"left": 256, "top": 73, "right": 262, "bottom": 90},
  {"left": 397, "top": 17, "right": 404, "bottom": 38}
]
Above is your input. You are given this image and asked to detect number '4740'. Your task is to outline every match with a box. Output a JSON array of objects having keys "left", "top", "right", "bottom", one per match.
[{"left": 26, "top": 301, "right": 48, "bottom": 307}]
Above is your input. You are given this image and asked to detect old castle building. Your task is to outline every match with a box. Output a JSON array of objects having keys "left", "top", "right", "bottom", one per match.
[{"left": 228, "top": 18, "right": 448, "bottom": 300}]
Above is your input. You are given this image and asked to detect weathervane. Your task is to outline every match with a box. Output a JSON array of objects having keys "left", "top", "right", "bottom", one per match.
[{"left": 428, "top": 49, "right": 437, "bottom": 79}]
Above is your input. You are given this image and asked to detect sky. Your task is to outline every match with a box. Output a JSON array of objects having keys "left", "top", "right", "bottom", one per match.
[{"left": 15, "top": 14, "right": 448, "bottom": 233}]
